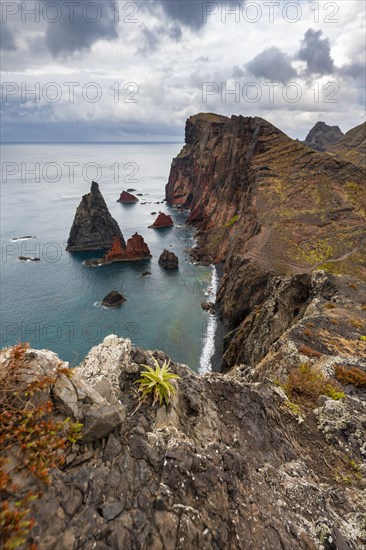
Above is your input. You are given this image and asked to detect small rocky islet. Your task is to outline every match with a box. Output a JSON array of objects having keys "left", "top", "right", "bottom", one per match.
[{"left": 3, "top": 115, "right": 366, "bottom": 549}]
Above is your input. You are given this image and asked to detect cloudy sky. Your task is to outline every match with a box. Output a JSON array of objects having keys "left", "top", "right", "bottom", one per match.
[{"left": 1, "top": 0, "right": 365, "bottom": 142}]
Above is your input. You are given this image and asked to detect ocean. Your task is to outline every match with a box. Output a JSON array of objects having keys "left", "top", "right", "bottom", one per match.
[{"left": 0, "top": 143, "right": 218, "bottom": 372}]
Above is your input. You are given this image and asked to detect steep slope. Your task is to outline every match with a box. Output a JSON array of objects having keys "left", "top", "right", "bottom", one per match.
[
  {"left": 166, "top": 114, "right": 366, "bottom": 368},
  {"left": 327, "top": 121, "right": 366, "bottom": 168},
  {"left": 2, "top": 330, "right": 365, "bottom": 549},
  {"left": 302, "top": 121, "right": 344, "bottom": 151}
]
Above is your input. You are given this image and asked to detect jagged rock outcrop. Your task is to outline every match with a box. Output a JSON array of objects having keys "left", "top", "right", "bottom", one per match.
[
  {"left": 101, "top": 291, "right": 126, "bottom": 308},
  {"left": 117, "top": 191, "right": 139, "bottom": 203},
  {"left": 158, "top": 249, "right": 179, "bottom": 269},
  {"left": 66, "top": 182, "right": 124, "bottom": 252},
  {"left": 149, "top": 212, "right": 174, "bottom": 228},
  {"left": 2, "top": 330, "right": 365, "bottom": 549},
  {"left": 85, "top": 234, "right": 151, "bottom": 266},
  {"left": 327, "top": 121, "right": 366, "bottom": 167},
  {"left": 302, "top": 121, "right": 344, "bottom": 151},
  {"left": 166, "top": 114, "right": 366, "bottom": 370}
]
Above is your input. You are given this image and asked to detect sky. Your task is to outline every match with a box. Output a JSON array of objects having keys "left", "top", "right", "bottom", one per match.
[{"left": 1, "top": 0, "right": 365, "bottom": 142}]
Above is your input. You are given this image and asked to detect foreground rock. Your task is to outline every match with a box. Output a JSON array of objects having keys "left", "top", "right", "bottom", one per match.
[
  {"left": 101, "top": 291, "right": 126, "bottom": 307},
  {"left": 85, "top": 234, "right": 151, "bottom": 266},
  {"left": 66, "top": 181, "right": 124, "bottom": 252},
  {"left": 117, "top": 191, "right": 139, "bottom": 203},
  {"left": 149, "top": 212, "right": 174, "bottom": 228},
  {"left": 158, "top": 249, "right": 178, "bottom": 269},
  {"left": 302, "top": 121, "right": 344, "bottom": 151},
  {"left": 2, "top": 329, "right": 365, "bottom": 549}
]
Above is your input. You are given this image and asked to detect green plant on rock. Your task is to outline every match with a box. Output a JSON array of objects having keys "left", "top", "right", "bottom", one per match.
[
  {"left": 223, "top": 214, "right": 239, "bottom": 228},
  {"left": 135, "top": 358, "right": 181, "bottom": 406}
]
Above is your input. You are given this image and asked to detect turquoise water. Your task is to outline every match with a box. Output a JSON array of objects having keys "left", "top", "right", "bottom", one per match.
[{"left": 0, "top": 143, "right": 214, "bottom": 371}]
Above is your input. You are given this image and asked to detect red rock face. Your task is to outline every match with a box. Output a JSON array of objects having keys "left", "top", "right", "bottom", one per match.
[
  {"left": 117, "top": 191, "right": 139, "bottom": 203},
  {"left": 102, "top": 234, "right": 151, "bottom": 263},
  {"left": 125, "top": 233, "right": 151, "bottom": 259},
  {"left": 149, "top": 213, "right": 173, "bottom": 228}
]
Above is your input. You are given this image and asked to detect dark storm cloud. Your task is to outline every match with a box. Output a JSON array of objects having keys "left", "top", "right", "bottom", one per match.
[
  {"left": 298, "top": 28, "right": 334, "bottom": 76},
  {"left": 138, "top": 23, "right": 182, "bottom": 55},
  {"left": 153, "top": 0, "right": 243, "bottom": 30},
  {"left": 246, "top": 46, "right": 297, "bottom": 83},
  {"left": 0, "top": 22, "right": 17, "bottom": 51},
  {"left": 39, "top": 0, "right": 118, "bottom": 56}
]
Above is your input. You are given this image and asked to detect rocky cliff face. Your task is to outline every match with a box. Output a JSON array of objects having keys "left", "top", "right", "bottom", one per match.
[
  {"left": 66, "top": 182, "right": 124, "bottom": 252},
  {"left": 166, "top": 114, "right": 366, "bottom": 369},
  {"left": 2, "top": 331, "right": 365, "bottom": 549},
  {"left": 327, "top": 122, "right": 366, "bottom": 168},
  {"left": 302, "top": 121, "right": 344, "bottom": 151}
]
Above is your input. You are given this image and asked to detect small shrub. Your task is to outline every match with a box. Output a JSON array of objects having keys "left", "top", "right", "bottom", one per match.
[
  {"left": 284, "top": 400, "right": 301, "bottom": 416},
  {"left": 359, "top": 335, "right": 366, "bottom": 342},
  {"left": 282, "top": 364, "right": 345, "bottom": 404},
  {"left": 135, "top": 358, "right": 181, "bottom": 406},
  {"left": 335, "top": 365, "right": 366, "bottom": 388},
  {"left": 298, "top": 345, "right": 322, "bottom": 358},
  {"left": 0, "top": 343, "right": 82, "bottom": 549},
  {"left": 324, "top": 302, "right": 336, "bottom": 309}
]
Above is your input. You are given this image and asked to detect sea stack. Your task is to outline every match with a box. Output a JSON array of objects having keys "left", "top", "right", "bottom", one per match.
[
  {"left": 101, "top": 291, "right": 126, "bottom": 308},
  {"left": 158, "top": 249, "right": 178, "bottom": 269},
  {"left": 66, "top": 181, "right": 124, "bottom": 252},
  {"left": 117, "top": 191, "right": 139, "bottom": 203},
  {"left": 85, "top": 234, "right": 151, "bottom": 266},
  {"left": 148, "top": 212, "right": 173, "bottom": 228}
]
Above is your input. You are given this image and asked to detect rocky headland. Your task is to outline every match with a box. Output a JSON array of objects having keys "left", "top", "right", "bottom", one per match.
[
  {"left": 66, "top": 182, "right": 124, "bottom": 252},
  {"left": 85, "top": 234, "right": 151, "bottom": 266}
]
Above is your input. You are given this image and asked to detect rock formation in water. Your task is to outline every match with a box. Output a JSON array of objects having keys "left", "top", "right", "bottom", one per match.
[
  {"left": 66, "top": 181, "right": 124, "bottom": 252},
  {"left": 302, "top": 121, "right": 344, "bottom": 151},
  {"left": 101, "top": 291, "right": 126, "bottom": 307},
  {"left": 85, "top": 234, "right": 151, "bottom": 266},
  {"left": 2, "top": 327, "right": 365, "bottom": 549},
  {"left": 149, "top": 212, "right": 174, "bottom": 228},
  {"left": 166, "top": 113, "right": 366, "bottom": 369},
  {"left": 117, "top": 191, "right": 139, "bottom": 203},
  {"left": 158, "top": 249, "right": 179, "bottom": 269}
]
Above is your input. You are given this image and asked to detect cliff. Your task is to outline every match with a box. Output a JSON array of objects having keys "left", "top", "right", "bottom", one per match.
[
  {"left": 166, "top": 114, "right": 366, "bottom": 369},
  {"left": 302, "top": 121, "right": 344, "bottom": 151},
  {"left": 1, "top": 330, "right": 365, "bottom": 549},
  {"left": 66, "top": 182, "right": 124, "bottom": 252}
]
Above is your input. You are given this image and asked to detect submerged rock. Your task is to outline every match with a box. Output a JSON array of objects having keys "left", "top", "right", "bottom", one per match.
[
  {"left": 18, "top": 256, "right": 40, "bottom": 262},
  {"left": 140, "top": 271, "right": 151, "bottom": 277},
  {"left": 101, "top": 291, "right": 126, "bottom": 308},
  {"left": 149, "top": 212, "right": 174, "bottom": 228},
  {"left": 117, "top": 191, "right": 139, "bottom": 203},
  {"left": 66, "top": 181, "right": 124, "bottom": 252},
  {"left": 158, "top": 249, "right": 178, "bottom": 269},
  {"left": 85, "top": 234, "right": 151, "bottom": 266}
]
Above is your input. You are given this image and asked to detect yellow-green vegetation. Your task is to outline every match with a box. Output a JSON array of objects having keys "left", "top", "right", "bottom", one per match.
[
  {"left": 0, "top": 343, "right": 82, "bottom": 550},
  {"left": 284, "top": 400, "right": 301, "bottom": 416},
  {"left": 278, "top": 364, "right": 345, "bottom": 410},
  {"left": 333, "top": 459, "right": 363, "bottom": 484},
  {"left": 135, "top": 358, "right": 181, "bottom": 406},
  {"left": 345, "top": 181, "right": 358, "bottom": 191},
  {"left": 360, "top": 335, "right": 366, "bottom": 341},
  {"left": 295, "top": 238, "right": 334, "bottom": 267},
  {"left": 223, "top": 214, "right": 239, "bottom": 228}
]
